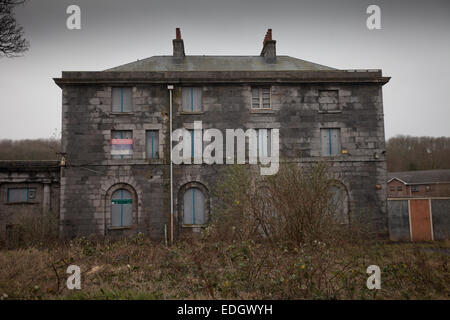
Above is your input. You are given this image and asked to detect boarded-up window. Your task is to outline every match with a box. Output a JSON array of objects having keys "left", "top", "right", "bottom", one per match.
[
  {"left": 111, "top": 130, "right": 133, "bottom": 159},
  {"left": 329, "top": 185, "right": 349, "bottom": 224},
  {"left": 257, "top": 129, "right": 272, "bottom": 158},
  {"left": 320, "top": 128, "right": 341, "bottom": 156},
  {"left": 111, "top": 189, "right": 133, "bottom": 227},
  {"left": 112, "top": 87, "right": 132, "bottom": 112},
  {"left": 318, "top": 90, "right": 339, "bottom": 112},
  {"left": 183, "top": 188, "right": 205, "bottom": 225},
  {"left": 187, "top": 129, "right": 203, "bottom": 160},
  {"left": 182, "top": 87, "right": 202, "bottom": 112},
  {"left": 7, "top": 188, "right": 36, "bottom": 202},
  {"left": 146, "top": 130, "right": 159, "bottom": 159},
  {"left": 252, "top": 87, "right": 271, "bottom": 109}
]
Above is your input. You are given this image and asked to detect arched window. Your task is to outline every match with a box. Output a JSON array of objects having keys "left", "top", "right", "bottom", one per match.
[
  {"left": 183, "top": 187, "right": 205, "bottom": 225},
  {"left": 111, "top": 189, "right": 133, "bottom": 227},
  {"left": 329, "top": 184, "right": 349, "bottom": 224}
]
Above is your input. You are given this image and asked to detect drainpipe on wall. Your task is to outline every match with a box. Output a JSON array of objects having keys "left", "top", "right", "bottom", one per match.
[{"left": 168, "top": 84, "right": 174, "bottom": 245}]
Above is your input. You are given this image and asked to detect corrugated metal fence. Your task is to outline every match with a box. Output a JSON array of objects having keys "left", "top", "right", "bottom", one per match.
[{"left": 388, "top": 198, "right": 450, "bottom": 241}]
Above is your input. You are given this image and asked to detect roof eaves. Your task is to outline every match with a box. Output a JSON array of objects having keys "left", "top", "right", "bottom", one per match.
[{"left": 387, "top": 177, "right": 408, "bottom": 184}]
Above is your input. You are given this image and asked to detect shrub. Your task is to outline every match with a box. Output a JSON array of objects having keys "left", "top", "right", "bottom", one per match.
[
  {"left": 209, "top": 162, "right": 357, "bottom": 246},
  {"left": 4, "top": 210, "right": 59, "bottom": 249}
]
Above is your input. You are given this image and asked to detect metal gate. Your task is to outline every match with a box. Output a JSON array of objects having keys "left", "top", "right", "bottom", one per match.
[{"left": 388, "top": 198, "right": 450, "bottom": 241}]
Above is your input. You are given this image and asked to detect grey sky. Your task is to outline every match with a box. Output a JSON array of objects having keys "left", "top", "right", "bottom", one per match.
[{"left": 0, "top": 0, "right": 449, "bottom": 139}]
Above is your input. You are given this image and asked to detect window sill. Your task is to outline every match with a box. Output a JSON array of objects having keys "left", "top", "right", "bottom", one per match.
[
  {"left": 5, "top": 201, "right": 39, "bottom": 205},
  {"left": 108, "top": 226, "right": 132, "bottom": 230},
  {"left": 182, "top": 224, "right": 206, "bottom": 228},
  {"left": 111, "top": 112, "right": 134, "bottom": 115},
  {"left": 320, "top": 154, "right": 347, "bottom": 158},
  {"left": 180, "top": 111, "right": 205, "bottom": 115},
  {"left": 317, "top": 110, "right": 342, "bottom": 114},
  {"left": 321, "top": 156, "right": 344, "bottom": 158},
  {"left": 108, "top": 158, "right": 135, "bottom": 163},
  {"left": 103, "top": 159, "right": 167, "bottom": 165},
  {"left": 250, "top": 109, "right": 274, "bottom": 114},
  {"left": 145, "top": 158, "right": 164, "bottom": 164}
]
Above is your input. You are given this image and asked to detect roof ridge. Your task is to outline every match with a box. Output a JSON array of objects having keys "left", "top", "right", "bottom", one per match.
[{"left": 104, "top": 55, "right": 336, "bottom": 72}]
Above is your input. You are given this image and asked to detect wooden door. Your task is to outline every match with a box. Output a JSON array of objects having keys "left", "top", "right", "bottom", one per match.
[{"left": 409, "top": 199, "right": 433, "bottom": 241}]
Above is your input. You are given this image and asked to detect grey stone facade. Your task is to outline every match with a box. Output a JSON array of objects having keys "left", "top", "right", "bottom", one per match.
[{"left": 53, "top": 29, "right": 390, "bottom": 240}]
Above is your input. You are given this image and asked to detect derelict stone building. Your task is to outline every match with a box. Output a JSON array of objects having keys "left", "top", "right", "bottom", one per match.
[
  {"left": 0, "top": 161, "right": 60, "bottom": 240},
  {"left": 53, "top": 29, "right": 390, "bottom": 240}
]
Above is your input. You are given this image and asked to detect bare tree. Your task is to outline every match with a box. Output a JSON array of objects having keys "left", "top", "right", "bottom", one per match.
[
  {"left": 0, "top": 0, "right": 28, "bottom": 57},
  {"left": 386, "top": 135, "right": 450, "bottom": 172}
]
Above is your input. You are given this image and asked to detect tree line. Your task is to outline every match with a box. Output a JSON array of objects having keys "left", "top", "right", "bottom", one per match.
[
  {"left": 0, "top": 139, "right": 60, "bottom": 160},
  {"left": 0, "top": 135, "right": 449, "bottom": 172},
  {"left": 386, "top": 135, "right": 450, "bottom": 172}
]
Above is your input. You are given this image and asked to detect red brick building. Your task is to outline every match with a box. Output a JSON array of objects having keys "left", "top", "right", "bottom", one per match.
[{"left": 388, "top": 169, "right": 450, "bottom": 198}]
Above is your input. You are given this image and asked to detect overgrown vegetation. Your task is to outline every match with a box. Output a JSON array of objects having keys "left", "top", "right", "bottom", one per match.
[
  {"left": 4, "top": 210, "right": 59, "bottom": 249},
  {"left": 210, "top": 162, "right": 368, "bottom": 246},
  {"left": 0, "top": 236, "right": 448, "bottom": 300},
  {"left": 0, "top": 163, "right": 448, "bottom": 300}
]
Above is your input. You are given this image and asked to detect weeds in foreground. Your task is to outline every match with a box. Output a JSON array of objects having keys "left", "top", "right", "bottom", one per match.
[
  {"left": 0, "top": 163, "right": 448, "bottom": 300},
  {"left": 0, "top": 237, "right": 448, "bottom": 300}
]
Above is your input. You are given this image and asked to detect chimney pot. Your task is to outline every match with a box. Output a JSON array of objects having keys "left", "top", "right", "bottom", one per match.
[
  {"left": 260, "top": 28, "right": 276, "bottom": 63},
  {"left": 173, "top": 27, "right": 185, "bottom": 59}
]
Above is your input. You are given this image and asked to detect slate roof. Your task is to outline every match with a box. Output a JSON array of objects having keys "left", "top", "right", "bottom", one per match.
[
  {"left": 388, "top": 169, "right": 450, "bottom": 185},
  {"left": 0, "top": 160, "right": 60, "bottom": 172},
  {"left": 105, "top": 55, "right": 336, "bottom": 72}
]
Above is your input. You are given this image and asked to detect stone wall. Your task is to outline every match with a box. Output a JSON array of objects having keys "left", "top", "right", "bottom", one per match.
[
  {"left": 60, "top": 85, "right": 169, "bottom": 239},
  {"left": 0, "top": 161, "right": 60, "bottom": 240},
  {"left": 60, "top": 80, "right": 388, "bottom": 239}
]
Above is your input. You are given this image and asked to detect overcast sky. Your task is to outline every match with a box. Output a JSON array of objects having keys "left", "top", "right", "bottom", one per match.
[{"left": 0, "top": 0, "right": 449, "bottom": 140}]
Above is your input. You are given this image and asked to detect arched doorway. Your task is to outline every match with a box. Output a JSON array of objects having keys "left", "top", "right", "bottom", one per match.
[
  {"left": 111, "top": 188, "right": 133, "bottom": 227},
  {"left": 329, "top": 183, "right": 350, "bottom": 224},
  {"left": 183, "top": 187, "right": 205, "bottom": 225}
]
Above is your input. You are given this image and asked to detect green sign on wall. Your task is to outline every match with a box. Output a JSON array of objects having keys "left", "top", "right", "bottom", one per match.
[{"left": 111, "top": 199, "right": 132, "bottom": 205}]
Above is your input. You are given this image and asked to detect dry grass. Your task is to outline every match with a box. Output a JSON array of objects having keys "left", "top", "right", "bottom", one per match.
[
  {"left": 0, "top": 163, "right": 448, "bottom": 300},
  {"left": 0, "top": 236, "right": 448, "bottom": 300}
]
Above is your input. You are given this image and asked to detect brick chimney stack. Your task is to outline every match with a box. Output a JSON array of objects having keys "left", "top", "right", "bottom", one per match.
[
  {"left": 173, "top": 27, "right": 185, "bottom": 60},
  {"left": 260, "top": 28, "right": 276, "bottom": 63}
]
